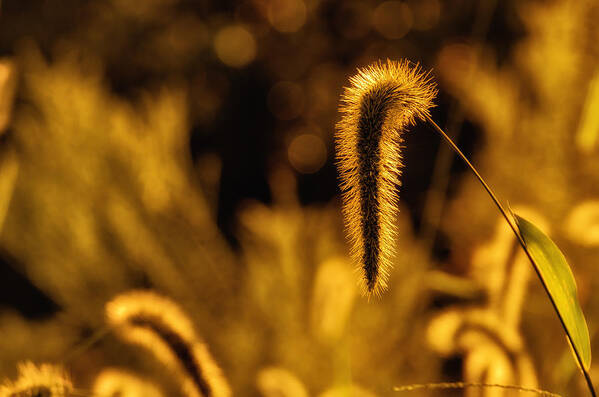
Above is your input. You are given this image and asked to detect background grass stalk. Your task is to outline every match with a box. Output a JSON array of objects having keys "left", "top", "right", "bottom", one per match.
[
  {"left": 61, "top": 326, "right": 112, "bottom": 365},
  {"left": 394, "top": 381, "right": 561, "bottom": 396},
  {"left": 425, "top": 116, "right": 597, "bottom": 397}
]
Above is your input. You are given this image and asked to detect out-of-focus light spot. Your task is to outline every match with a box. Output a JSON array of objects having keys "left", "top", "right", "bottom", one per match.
[
  {"left": 408, "top": 0, "right": 440, "bottom": 31},
  {"left": 564, "top": 200, "right": 599, "bottom": 247},
  {"left": 334, "top": 1, "right": 371, "bottom": 39},
  {"left": 288, "top": 134, "right": 326, "bottom": 174},
  {"left": 257, "top": 367, "right": 308, "bottom": 397},
  {"left": 267, "top": 0, "right": 307, "bottom": 33},
  {"left": 0, "top": 59, "right": 16, "bottom": 133},
  {"left": 213, "top": 25, "right": 256, "bottom": 68},
  {"left": 267, "top": 81, "right": 304, "bottom": 120},
  {"left": 372, "top": 1, "right": 413, "bottom": 39},
  {"left": 576, "top": 69, "right": 599, "bottom": 154}
]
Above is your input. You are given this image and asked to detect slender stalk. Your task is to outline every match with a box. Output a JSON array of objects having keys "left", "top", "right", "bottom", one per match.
[
  {"left": 394, "top": 381, "right": 561, "bottom": 397},
  {"left": 61, "top": 325, "right": 112, "bottom": 364},
  {"left": 425, "top": 116, "right": 597, "bottom": 397}
]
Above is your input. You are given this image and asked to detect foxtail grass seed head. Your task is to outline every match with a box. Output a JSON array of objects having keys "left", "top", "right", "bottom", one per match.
[
  {"left": 0, "top": 362, "right": 73, "bottom": 397},
  {"left": 336, "top": 59, "right": 436, "bottom": 296},
  {"left": 256, "top": 367, "right": 309, "bottom": 397},
  {"left": 106, "top": 290, "right": 231, "bottom": 397},
  {"left": 93, "top": 368, "right": 165, "bottom": 397}
]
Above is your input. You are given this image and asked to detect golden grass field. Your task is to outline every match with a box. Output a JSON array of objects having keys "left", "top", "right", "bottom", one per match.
[{"left": 1, "top": 0, "right": 599, "bottom": 396}]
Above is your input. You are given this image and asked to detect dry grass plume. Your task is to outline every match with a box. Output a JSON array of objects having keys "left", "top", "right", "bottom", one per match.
[{"left": 336, "top": 59, "right": 436, "bottom": 296}]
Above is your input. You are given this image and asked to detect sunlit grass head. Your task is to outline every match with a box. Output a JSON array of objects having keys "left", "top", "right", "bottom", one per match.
[
  {"left": 106, "top": 290, "right": 231, "bottom": 397},
  {"left": 336, "top": 59, "right": 436, "bottom": 296},
  {"left": 0, "top": 362, "right": 73, "bottom": 397}
]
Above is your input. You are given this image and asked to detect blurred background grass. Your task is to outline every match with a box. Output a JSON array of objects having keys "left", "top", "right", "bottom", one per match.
[{"left": 1, "top": 0, "right": 599, "bottom": 396}]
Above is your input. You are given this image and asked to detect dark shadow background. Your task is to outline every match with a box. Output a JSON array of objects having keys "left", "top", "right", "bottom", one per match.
[{"left": 0, "top": 0, "right": 525, "bottom": 318}]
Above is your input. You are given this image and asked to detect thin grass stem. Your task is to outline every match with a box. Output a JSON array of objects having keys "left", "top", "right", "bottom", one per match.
[
  {"left": 394, "top": 381, "right": 561, "bottom": 396},
  {"left": 425, "top": 116, "right": 597, "bottom": 397},
  {"left": 61, "top": 326, "right": 112, "bottom": 365}
]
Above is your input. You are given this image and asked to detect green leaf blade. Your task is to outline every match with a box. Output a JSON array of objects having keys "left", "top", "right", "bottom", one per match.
[{"left": 515, "top": 214, "right": 591, "bottom": 371}]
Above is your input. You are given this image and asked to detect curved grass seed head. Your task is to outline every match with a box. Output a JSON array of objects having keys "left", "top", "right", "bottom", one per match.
[
  {"left": 336, "top": 59, "right": 436, "bottom": 296},
  {"left": 106, "top": 290, "right": 231, "bottom": 397}
]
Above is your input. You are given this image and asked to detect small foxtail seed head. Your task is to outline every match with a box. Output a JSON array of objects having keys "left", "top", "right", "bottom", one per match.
[
  {"left": 336, "top": 59, "right": 436, "bottom": 296},
  {"left": 0, "top": 362, "right": 73, "bottom": 397}
]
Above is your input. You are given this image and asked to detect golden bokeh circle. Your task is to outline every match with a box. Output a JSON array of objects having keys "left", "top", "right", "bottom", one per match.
[
  {"left": 213, "top": 25, "right": 257, "bottom": 68},
  {"left": 288, "top": 134, "right": 327, "bottom": 174},
  {"left": 372, "top": 1, "right": 413, "bottom": 39}
]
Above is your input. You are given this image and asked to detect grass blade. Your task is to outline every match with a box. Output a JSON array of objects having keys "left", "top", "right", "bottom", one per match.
[
  {"left": 426, "top": 117, "right": 595, "bottom": 396},
  {"left": 515, "top": 214, "right": 591, "bottom": 371}
]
